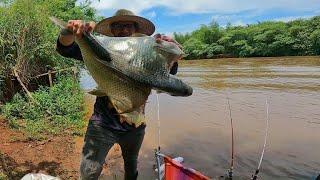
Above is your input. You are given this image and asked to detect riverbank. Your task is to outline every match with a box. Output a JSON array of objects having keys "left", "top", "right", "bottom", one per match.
[
  {"left": 183, "top": 55, "right": 320, "bottom": 61},
  {"left": 0, "top": 95, "right": 125, "bottom": 180}
]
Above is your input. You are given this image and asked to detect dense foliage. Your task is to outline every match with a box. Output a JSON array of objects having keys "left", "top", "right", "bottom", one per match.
[
  {"left": 2, "top": 75, "right": 85, "bottom": 140},
  {"left": 0, "top": 0, "right": 100, "bottom": 75},
  {"left": 0, "top": 0, "right": 100, "bottom": 139},
  {"left": 174, "top": 17, "right": 320, "bottom": 59}
]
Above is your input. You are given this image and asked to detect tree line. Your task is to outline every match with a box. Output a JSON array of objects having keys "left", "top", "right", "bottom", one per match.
[
  {"left": 174, "top": 17, "right": 320, "bottom": 59},
  {"left": 0, "top": 0, "right": 101, "bottom": 101},
  {"left": 0, "top": 0, "right": 100, "bottom": 74}
]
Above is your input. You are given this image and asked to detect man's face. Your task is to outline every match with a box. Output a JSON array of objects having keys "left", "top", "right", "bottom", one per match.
[{"left": 110, "top": 21, "right": 137, "bottom": 37}]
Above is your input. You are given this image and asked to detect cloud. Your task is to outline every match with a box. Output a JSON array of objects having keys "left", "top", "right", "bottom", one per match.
[
  {"left": 273, "top": 15, "right": 315, "bottom": 22},
  {"left": 91, "top": 0, "right": 155, "bottom": 15},
  {"left": 211, "top": 12, "right": 258, "bottom": 21},
  {"left": 210, "top": 12, "right": 262, "bottom": 27},
  {"left": 232, "top": 20, "right": 246, "bottom": 26},
  {"left": 314, "top": 9, "right": 320, "bottom": 14},
  {"left": 91, "top": 0, "right": 320, "bottom": 15},
  {"left": 145, "top": 11, "right": 157, "bottom": 19},
  {"left": 211, "top": 14, "right": 251, "bottom": 24}
]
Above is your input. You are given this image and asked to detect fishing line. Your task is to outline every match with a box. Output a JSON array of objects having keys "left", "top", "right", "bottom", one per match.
[
  {"left": 155, "top": 93, "right": 162, "bottom": 180},
  {"left": 226, "top": 94, "right": 235, "bottom": 179},
  {"left": 224, "top": 64, "right": 235, "bottom": 179},
  {"left": 156, "top": 93, "right": 161, "bottom": 150},
  {"left": 252, "top": 98, "right": 270, "bottom": 180},
  {"left": 154, "top": 10, "right": 161, "bottom": 151}
]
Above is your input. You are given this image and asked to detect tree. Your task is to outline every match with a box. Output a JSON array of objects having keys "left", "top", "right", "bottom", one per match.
[
  {"left": 310, "top": 30, "right": 320, "bottom": 55},
  {"left": 173, "top": 32, "right": 191, "bottom": 45},
  {"left": 182, "top": 38, "right": 207, "bottom": 59},
  {"left": 205, "top": 43, "right": 225, "bottom": 58},
  {"left": 0, "top": 0, "right": 100, "bottom": 101},
  {"left": 175, "top": 15, "right": 320, "bottom": 59}
]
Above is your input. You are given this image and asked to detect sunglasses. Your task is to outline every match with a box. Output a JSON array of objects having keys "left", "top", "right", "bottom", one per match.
[{"left": 111, "top": 23, "right": 136, "bottom": 30}]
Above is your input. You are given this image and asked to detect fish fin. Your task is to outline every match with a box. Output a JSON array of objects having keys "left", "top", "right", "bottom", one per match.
[
  {"left": 88, "top": 89, "right": 107, "bottom": 96},
  {"left": 118, "top": 107, "right": 139, "bottom": 114},
  {"left": 49, "top": 17, "right": 68, "bottom": 29},
  {"left": 131, "top": 33, "right": 147, "bottom": 37},
  {"left": 109, "top": 97, "right": 139, "bottom": 114},
  {"left": 83, "top": 32, "right": 112, "bottom": 62}
]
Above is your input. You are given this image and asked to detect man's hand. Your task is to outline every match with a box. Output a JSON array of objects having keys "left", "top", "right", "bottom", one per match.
[
  {"left": 153, "top": 33, "right": 183, "bottom": 70},
  {"left": 66, "top": 20, "right": 96, "bottom": 39},
  {"left": 59, "top": 20, "right": 96, "bottom": 46},
  {"left": 154, "top": 33, "right": 183, "bottom": 50}
]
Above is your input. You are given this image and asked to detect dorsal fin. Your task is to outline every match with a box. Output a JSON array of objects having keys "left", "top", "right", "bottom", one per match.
[{"left": 82, "top": 32, "right": 111, "bottom": 61}]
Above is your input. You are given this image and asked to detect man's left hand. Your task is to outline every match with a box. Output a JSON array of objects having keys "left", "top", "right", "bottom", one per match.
[{"left": 153, "top": 33, "right": 183, "bottom": 50}]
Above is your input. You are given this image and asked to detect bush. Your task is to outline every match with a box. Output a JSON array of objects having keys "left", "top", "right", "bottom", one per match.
[
  {"left": 2, "top": 75, "right": 85, "bottom": 140},
  {"left": 205, "top": 43, "right": 225, "bottom": 58},
  {"left": 183, "top": 38, "right": 208, "bottom": 59}
]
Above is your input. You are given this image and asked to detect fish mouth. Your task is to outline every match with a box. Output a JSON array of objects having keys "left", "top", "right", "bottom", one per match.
[
  {"left": 154, "top": 41, "right": 185, "bottom": 57},
  {"left": 157, "top": 75, "right": 193, "bottom": 97}
]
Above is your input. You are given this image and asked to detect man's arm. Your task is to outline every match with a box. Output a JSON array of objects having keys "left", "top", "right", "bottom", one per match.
[
  {"left": 56, "top": 20, "right": 96, "bottom": 60},
  {"left": 56, "top": 38, "right": 83, "bottom": 60}
]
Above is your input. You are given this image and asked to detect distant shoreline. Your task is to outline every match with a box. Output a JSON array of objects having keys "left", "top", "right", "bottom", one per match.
[{"left": 183, "top": 55, "right": 320, "bottom": 61}]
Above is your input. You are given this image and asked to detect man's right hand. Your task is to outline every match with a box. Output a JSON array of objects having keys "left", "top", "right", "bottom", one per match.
[{"left": 59, "top": 20, "right": 96, "bottom": 46}]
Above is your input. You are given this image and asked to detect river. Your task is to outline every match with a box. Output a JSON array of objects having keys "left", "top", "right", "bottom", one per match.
[{"left": 80, "top": 56, "right": 320, "bottom": 179}]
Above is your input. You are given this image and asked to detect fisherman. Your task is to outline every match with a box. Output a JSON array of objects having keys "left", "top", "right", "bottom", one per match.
[{"left": 56, "top": 9, "right": 181, "bottom": 180}]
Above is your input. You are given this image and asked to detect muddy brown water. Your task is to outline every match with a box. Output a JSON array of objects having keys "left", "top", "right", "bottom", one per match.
[{"left": 80, "top": 56, "right": 320, "bottom": 180}]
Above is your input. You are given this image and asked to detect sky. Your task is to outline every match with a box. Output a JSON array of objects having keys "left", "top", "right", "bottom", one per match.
[{"left": 81, "top": 0, "right": 320, "bottom": 36}]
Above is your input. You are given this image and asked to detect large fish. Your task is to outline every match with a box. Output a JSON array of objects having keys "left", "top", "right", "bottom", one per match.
[{"left": 50, "top": 17, "right": 193, "bottom": 113}]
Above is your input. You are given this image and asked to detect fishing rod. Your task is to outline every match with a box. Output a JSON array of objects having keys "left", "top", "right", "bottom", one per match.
[
  {"left": 226, "top": 96, "right": 235, "bottom": 180},
  {"left": 251, "top": 98, "right": 270, "bottom": 180},
  {"left": 155, "top": 93, "right": 162, "bottom": 180}
]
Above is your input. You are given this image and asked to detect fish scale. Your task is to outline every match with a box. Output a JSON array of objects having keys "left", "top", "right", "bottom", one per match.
[{"left": 77, "top": 38, "right": 151, "bottom": 113}]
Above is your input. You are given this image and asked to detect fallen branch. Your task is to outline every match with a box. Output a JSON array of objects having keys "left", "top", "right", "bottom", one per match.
[
  {"left": 31, "top": 67, "right": 77, "bottom": 79},
  {"left": 13, "top": 68, "right": 34, "bottom": 101},
  {"left": 13, "top": 68, "right": 53, "bottom": 116}
]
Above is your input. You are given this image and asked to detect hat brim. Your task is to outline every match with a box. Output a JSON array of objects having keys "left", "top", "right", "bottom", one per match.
[{"left": 95, "top": 15, "right": 155, "bottom": 36}]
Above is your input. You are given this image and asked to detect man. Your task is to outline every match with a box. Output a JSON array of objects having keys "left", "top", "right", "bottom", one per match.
[{"left": 56, "top": 9, "right": 180, "bottom": 180}]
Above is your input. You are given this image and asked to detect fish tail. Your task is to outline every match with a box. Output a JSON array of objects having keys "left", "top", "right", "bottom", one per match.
[
  {"left": 50, "top": 16, "right": 112, "bottom": 62},
  {"left": 49, "top": 16, "right": 68, "bottom": 29}
]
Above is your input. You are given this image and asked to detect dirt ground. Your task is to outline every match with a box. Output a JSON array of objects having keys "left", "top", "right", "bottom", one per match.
[{"left": 0, "top": 95, "right": 125, "bottom": 180}]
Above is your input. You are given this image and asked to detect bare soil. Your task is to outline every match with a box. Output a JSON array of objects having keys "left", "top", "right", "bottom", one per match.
[{"left": 0, "top": 95, "right": 124, "bottom": 180}]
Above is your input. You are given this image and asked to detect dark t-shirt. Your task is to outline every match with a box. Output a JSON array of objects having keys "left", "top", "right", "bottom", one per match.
[{"left": 56, "top": 39, "right": 178, "bottom": 132}]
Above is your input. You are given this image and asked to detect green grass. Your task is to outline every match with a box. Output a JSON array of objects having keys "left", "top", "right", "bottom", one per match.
[
  {"left": 1, "top": 75, "right": 86, "bottom": 140},
  {"left": 0, "top": 173, "right": 8, "bottom": 180}
]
